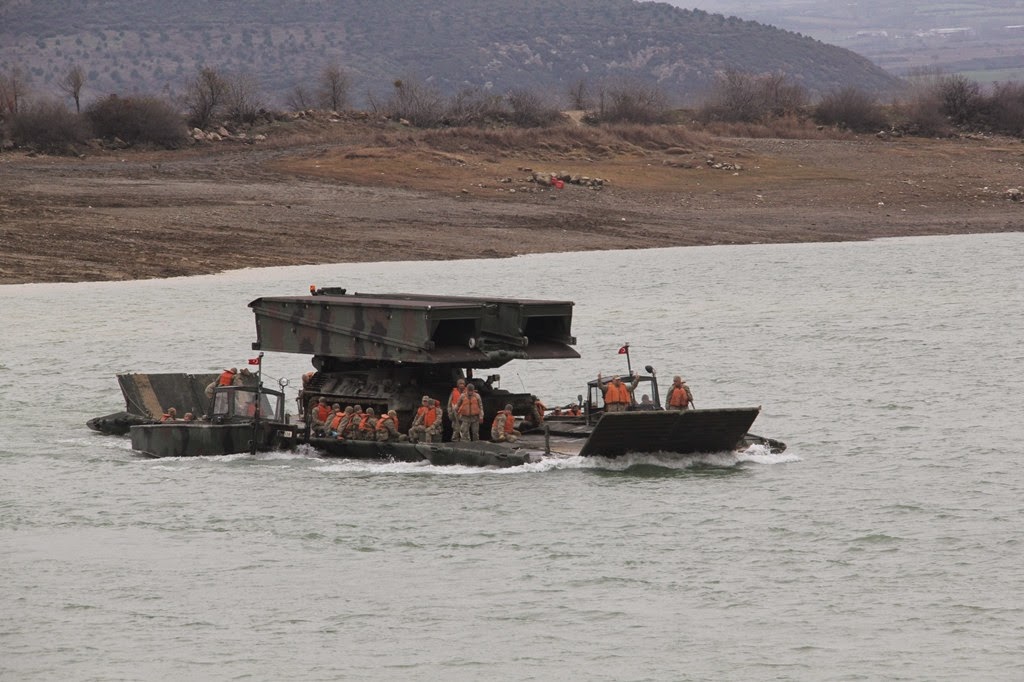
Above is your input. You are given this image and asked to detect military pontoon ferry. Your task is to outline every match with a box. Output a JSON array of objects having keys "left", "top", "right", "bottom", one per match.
[{"left": 88, "top": 287, "right": 785, "bottom": 465}]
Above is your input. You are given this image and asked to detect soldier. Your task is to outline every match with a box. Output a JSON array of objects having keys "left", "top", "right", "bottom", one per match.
[
  {"left": 455, "top": 383, "right": 484, "bottom": 441},
  {"left": 311, "top": 397, "right": 331, "bottom": 435},
  {"left": 597, "top": 372, "right": 639, "bottom": 412},
  {"left": 183, "top": 412, "right": 196, "bottom": 422},
  {"left": 357, "top": 407, "right": 378, "bottom": 440},
  {"left": 334, "top": 406, "right": 355, "bottom": 439},
  {"left": 408, "top": 395, "right": 439, "bottom": 444},
  {"left": 160, "top": 407, "right": 178, "bottom": 422},
  {"left": 375, "top": 410, "right": 401, "bottom": 442},
  {"left": 521, "top": 395, "right": 546, "bottom": 430},
  {"left": 326, "top": 404, "right": 346, "bottom": 436},
  {"left": 218, "top": 368, "right": 238, "bottom": 386},
  {"left": 639, "top": 394, "right": 655, "bottom": 409},
  {"left": 341, "top": 405, "right": 363, "bottom": 440},
  {"left": 667, "top": 376, "right": 693, "bottom": 410},
  {"left": 431, "top": 400, "right": 444, "bottom": 440},
  {"left": 491, "top": 403, "right": 521, "bottom": 443},
  {"left": 447, "top": 378, "right": 467, "bottom": 441}
]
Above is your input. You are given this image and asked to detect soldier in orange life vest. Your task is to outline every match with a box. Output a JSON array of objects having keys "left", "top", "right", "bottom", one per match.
[
  {"left": 341, "top": 405, "right": 363, "bottom": 439},
  {"left": 160, "top": 407, "right": 178, "bottom": 422},
  {"left": 409, "top": 395, "right": 440, "bottom": 443},
  {"left": 490, "top": 403, "right": 521, "bottom": 443},
  {"left": 375, "top": 410, "right": 401, "bottom": 442},
  {"left": 218, "top": 368, "right": 238, "bottom": 386},
  {"left": 667, "top": 376, "right": 693, "bottom": 410},
  {"left": 311, "top": 397, "right": 332, "bottom": 434},
  {"left": 326, "top": 404, "right": 347, "bottom": 436},
  {"left": 447, "top": 378, "right": 467, "bottom": 441},
  {"left": 455, "top": 383, "right": 484, "bottom": 441},
  {"left": 522, "top": 395, "right": 546, "bottom": 429},
  {"left": 597, "top": 372, "right": 639, "bottom": 412},
  {"left": 357, "top": 407, "right": 378, "bottom": 440}
]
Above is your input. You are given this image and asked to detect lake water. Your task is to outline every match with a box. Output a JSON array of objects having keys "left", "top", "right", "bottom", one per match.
[{"left": 2, "top": 234, "right": 1022, "bottom": 680}]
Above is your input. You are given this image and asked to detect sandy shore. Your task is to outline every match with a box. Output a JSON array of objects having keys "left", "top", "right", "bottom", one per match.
[{"left": 2, "top": 125, "right": 1021, "bottom": 285}]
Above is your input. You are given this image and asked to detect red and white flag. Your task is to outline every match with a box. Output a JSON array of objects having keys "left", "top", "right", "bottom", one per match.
[
  {"left": 617, "top": 345, "right": 629, "bottom": 355},
  {"left": 248, "top": 357, "right": 260, "bottom": 365}
]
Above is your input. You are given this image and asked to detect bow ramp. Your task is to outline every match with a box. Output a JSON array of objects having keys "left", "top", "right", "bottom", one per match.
[{"left": 578, "top": 407, "right": 761, "bottom": 457}]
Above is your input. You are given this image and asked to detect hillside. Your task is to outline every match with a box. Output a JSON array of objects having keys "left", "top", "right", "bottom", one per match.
[
  {"left": 675, "top": 1, "right": 1024, "bottom": 82},
  {"left": 0, "top": 0, "right": 901, "bottom": 107}
]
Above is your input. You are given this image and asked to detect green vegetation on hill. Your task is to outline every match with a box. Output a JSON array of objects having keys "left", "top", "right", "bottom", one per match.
[{"left": 0, "top": 0, "right": 901, "bottom": 106}]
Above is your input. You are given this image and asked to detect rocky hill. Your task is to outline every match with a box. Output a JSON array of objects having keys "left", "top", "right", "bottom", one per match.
[
  {"left": 672, "top": 1, "right": 1024, "bottom": 81},
  {"left": 0, "top": 0, "right": 902, "bottom": 106}
]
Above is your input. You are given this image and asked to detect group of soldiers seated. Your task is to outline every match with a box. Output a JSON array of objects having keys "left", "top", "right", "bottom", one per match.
[{"left": 306, "top": 381, "right": 532, "bottom": 445}]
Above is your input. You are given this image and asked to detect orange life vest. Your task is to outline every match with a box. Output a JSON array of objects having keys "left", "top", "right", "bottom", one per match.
[
  {"left": 499, "top": 409, "right": 515, "bottom": 433},
  {"left": 329, "top": 412, "right": 344, "bottom": 430},
  {"left": 449, "top": 387, "right": 463, "bottom": 408},
  {"left": 218, "top": 369, "right": 236, "bottom": 386},
  {"left": 347, "top": 413, "right": 365, "bottom": 433},
  {"left": 315, "top": 404, "right": 331, "bottom": 422},
  {"left": 417, "top": 405, "right": 438, "bottom": 428},
  {"left": 534, "top": 400, "right": 546, "bottom": 423},
  {"left": 569, "top": 405, "right": 581, "bottom": 416},
  {"left": 604, "top": 382, "right": 630, "bottom": 405},
  {"left": 376, "top": 414, "right": 395, "bottom": 431},
  {"left": 669, "top": 386, "right": 690, "bottom": 408},
  {"left": 160, "top": 413, "right": 173, "bottom": 422},
  {"left": 457, "top": 393, "right": 482, "bottom": 416},
  {"left": 359, "top": 414, "right": 375, "bottom": 431}
]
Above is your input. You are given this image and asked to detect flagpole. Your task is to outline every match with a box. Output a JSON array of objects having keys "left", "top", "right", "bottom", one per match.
[
  {"left": 251, "top": 352, "right": 264, "bottom": 456},
  {"left": 623, "top": 342, "right": 632, "bottom": 377}
]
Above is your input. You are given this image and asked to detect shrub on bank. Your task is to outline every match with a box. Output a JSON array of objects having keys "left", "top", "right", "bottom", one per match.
[
  {"left": 86, "top": 95, "right": 187, "bottom": 148},
  {"left": 814, "top": 87, "right": 889, "bottom": 132},
  {"left": 8, "top": 98, "right": 90, "bottom": 153}
]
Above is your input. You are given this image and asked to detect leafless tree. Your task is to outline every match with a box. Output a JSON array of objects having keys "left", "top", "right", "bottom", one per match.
[
  {"left": 57, "top": 64, "right": 87, "bottom": 113},
  {"left": 567, "top": 79, "right": 591, "bottom": 110},
  {"left": 184, "top": 66, "right": 228, "bottom": 129},
  {"left": 591, "top": 80, "right": 671, "bottom": 124},
  {"left": 506, "top": 88, "right": 561, "bottom": 127},
  {"left": 224, "top": 71, "right": 264, "bottom": 124},
  {"left": 698, "top": 69, "right": 807, "bottom": 123},
  {"left": 285, "top": 84, "right": 312, "bottom": 111},
  {"left": 387, "top": 77, "right": 445, "bottom": 127},
  {"left": 0, "top": 66, "right": 31, "bottom": 115},
  {"left": 317, "top": 63, "right": 350, "bottom": 112}
]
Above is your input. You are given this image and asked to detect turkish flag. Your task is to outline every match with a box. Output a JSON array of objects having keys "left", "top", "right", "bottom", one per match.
[
  {"left": 248, "top": 357, "right": 260, "bottom": 365},
  {"left": 618, "top": 345, "right": 628, "bottom": 355}
]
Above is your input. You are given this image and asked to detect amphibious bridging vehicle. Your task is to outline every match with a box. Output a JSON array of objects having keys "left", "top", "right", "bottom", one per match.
[{"left": 89, "top": 287, "right": 785, "bottom": 464}]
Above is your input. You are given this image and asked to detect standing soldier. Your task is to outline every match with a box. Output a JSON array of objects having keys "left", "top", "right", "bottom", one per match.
[
  {"left": 667, "top": 376, "right": 693, "bottom": 410},
  {"left": 491, "top": 403, "right": 521, "bottom": 443},
  {"left": 447, "top": 378, "right": 467, "bottom": 441},
  {"left": 375, "top": 410, "right": 401, "bottom": 442},
  {"left": 597, "top": 372, "right": 639, "bottom": 412},
  {"left": 455, "top": 383, "right": 484, "bottom": 441}
]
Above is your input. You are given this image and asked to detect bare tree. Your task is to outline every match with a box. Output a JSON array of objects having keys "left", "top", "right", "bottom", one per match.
[
  {"left": 285, "top": 84, "right": 312, "bottom": 111},
  {"left": 57, "top": 64, "right": 86, "bottom": 113},
  {"left": 567, "top": 79, "right": 591, "bottom": 110},
  {"left": 0, "top": 66, "right": 31, "bottom": 115},
  {"left": 317, "top": 63, "right": 350, "bottom": 112},
  {"left": 387, "top": 77, "right": 445, "bottom": 127},
  {"left": 698, "top": 69, "right": 807, "bottom": 123},
  {"left": 224, "top": 71, "right": 263, "bottom": 124},
  {"left": 590, "top": 80, "right": 670, "bottom": 124},
  {"left": 184, "top": 66, "right": 227, "bottom": 129},
  {"left": 506, "top": 88, "right": 561, "bottom": 127}
]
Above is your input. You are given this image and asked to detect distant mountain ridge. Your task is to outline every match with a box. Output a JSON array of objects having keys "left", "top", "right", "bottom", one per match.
[{"left": 0, "top": 0, "right": 902, "bottom": 106}]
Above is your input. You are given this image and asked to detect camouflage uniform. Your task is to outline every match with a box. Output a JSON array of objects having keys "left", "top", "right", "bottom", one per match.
[
  {"left": 490, "top": 409, "right": 520, "bottom": 443},
  {"left": 447, "top": 381, "right": 467, "bottom": 441},
  {"left": 456, "top": 389, "right": 484, "bottom": 442},
  {"left": 409, "top": 397, "right": 440, "bottom": 444},
  {"left": 357, "top": 409, "right": 378, "bottom": 440},
  {"left": 375, "top": 412, "right": 400, "bottom": 442}
]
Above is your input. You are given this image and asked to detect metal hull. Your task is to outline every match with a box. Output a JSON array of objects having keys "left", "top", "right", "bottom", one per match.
[
  {"left": 308, "top": 437, "right": 539, "bottom": 468},
  {"left": 130, "top": 422, "right": 276, "bottom": 458}
]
